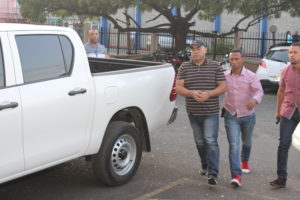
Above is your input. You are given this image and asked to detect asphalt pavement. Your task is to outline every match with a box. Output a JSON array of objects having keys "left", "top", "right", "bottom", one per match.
[{"left": 1, "top": 91, "right": 300, "bottom": 200}]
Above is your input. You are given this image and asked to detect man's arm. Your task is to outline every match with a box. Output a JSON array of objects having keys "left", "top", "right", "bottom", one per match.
[
  {"left": 209, "top": 81, "right": 227, "bottom": 97},
  {"left": 246, "top": 75, "right": 264, "bottom": 110},
  {"left": 198, "top": 81, "right": 227, "bottom": 102},
  {"left": 276, "top": 86, "right": 285, "bottom": 120},
  {"left": 176, "top": 79, "right": 202, "bottom": 101}
]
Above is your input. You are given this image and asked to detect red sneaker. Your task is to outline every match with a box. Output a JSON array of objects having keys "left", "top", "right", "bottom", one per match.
[
  {"left": 230, "top": 175, "right": 242, "bottom": 187},
  {"left": 241, "top": 161, "right": 250, "bottom": 174}
]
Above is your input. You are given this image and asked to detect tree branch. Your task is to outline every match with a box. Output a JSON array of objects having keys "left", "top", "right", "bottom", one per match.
[
  {"left": 142, "top": 1, "right": 174, "bottom": 22},
  {"left": 145, "top": 14, "right": 162, "bottom": 23},
  {"left": 185, "top": 6, "right": 200, "bottom": 21},
  {"left": 120, "top": 27, "right": 170, "bottom": 33},
  {"left": 116, "top": 18, "right": 127, "bottom": 25},
  {"left": 122, "top": 11, "right": 141, "bottom": 28}
]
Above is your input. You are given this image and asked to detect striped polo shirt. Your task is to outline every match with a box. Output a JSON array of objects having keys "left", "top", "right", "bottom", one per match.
[{"left": 177, "top": 59, "right": 226, "bottom": 115}]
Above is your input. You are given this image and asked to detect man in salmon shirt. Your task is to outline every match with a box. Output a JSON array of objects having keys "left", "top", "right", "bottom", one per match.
[
  {"left": 223, "top": 49, "right": 264, "bottom": 187},
  {"left": 270, "top": 42, "right": 300, "bottom": 188}
]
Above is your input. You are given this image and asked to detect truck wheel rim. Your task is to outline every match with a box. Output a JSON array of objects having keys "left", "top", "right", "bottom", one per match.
[{"left": 111, "top": 134, "right": 137, "bottom": 176}]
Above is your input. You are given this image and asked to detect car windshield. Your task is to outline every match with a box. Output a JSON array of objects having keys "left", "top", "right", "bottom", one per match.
[{"left": 265, "top": 49, "right": 289, "bottom": 63}]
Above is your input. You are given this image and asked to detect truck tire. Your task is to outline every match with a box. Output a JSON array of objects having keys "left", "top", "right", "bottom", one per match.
[{"left": 92, "top": 121, "right": 142, "bottom": 186}]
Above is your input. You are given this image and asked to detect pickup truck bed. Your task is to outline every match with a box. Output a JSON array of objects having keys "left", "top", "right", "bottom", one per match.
[{"left": 89, "top": 57, "right": 162, "bottom": 73}]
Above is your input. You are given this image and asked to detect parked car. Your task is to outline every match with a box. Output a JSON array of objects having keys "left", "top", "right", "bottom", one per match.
[
  {"left": 256, "top": 44, "right": 290, "bottom": 88},
  {"left": 292, "top": 122, "right": 300, "bottom": 152},
  {"left": 0, "top": 23, "right": 178, "bottom": 186}
]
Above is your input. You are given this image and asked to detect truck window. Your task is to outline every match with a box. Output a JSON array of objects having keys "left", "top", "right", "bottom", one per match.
[
  {"left": 0, "top": 41, "right": 4, "bottom": 88},
  {"left": 59, "top": 36, "right": 74, "bottom": 74},
  {"left": 16, "top": 35, "right": 67, "bottom": 83}
]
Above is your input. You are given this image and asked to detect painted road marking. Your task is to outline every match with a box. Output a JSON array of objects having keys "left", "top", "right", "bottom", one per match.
[
  {"left": 133, "top": 178, "right": 189, "bottom": 200},
  {"left": 134, "top": 178, "right": 281, "bottom": 200}
]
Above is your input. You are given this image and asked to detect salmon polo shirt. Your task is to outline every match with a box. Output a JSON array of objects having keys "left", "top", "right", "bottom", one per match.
[{"left": 279, "top": 65, "right": 300, "bottom": 119}]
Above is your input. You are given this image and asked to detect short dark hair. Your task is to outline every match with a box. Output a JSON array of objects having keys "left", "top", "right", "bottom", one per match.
[{"left": 291, "top": 42, "right": 300, "bottom": 47}]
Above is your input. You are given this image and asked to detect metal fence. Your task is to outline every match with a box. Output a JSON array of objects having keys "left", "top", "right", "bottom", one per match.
[
  {"left": 0, "top": 7, "right": 23, "bottom": 23},
  {"left": 22, "top": 17, "right": 288, "bottom": 61},
  {"left": 99, "top": 28, "right": 288, "bottom": 61},
  {"left": 187, "top": 31, "right": 287, "bottom": 61}
]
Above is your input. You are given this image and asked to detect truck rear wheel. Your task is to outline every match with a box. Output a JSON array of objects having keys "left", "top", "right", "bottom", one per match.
[{"left": 92, "top": 121, "right": 142, "bottom": 186}]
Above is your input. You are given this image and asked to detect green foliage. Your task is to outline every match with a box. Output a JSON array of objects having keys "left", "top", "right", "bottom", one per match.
[
  {"left": 18, "top": 0, "right": 299, "bottom": 50},
  {"left": 18, "top": 0, "right": 49, "bottom": 23},
  {"left": 19, "top": 0, "right": 298, "bottom": 26}
]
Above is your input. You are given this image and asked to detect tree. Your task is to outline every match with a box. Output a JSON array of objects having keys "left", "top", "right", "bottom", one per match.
[{"left": 19, "top": 0, "right": 298, "bottom": 50}]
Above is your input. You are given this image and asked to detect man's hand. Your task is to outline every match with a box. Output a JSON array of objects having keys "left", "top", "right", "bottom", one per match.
[
  {"left": 246, "top": 98, "right": 257, "bottom": 110},
  {"left": 275, "top": 112, "right": 281, "bottom": 121},
  {"left": 191, "top": 91, "right": 202, "bottom": 102},
  {"left": 198, "top": 91, "right": 210, "bottom": 102}
]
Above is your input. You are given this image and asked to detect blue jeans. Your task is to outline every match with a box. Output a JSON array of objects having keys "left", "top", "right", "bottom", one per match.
[
  {"left": 224, "top": 110, "right": 256, "bottom": 177},
  {"left": 188, "top": 113, "right": 220, "bottom": 177},
  {"left": 277, "top": 109, "right": 300, "bottom": 179}
]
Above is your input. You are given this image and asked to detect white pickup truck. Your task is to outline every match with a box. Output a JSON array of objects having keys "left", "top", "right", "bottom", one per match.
[{"left": 0, "top": 24, "right": 177, "bottom": 186}]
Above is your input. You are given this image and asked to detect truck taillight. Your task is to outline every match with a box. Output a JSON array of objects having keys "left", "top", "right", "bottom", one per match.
[
  {"left": 170, "top": 77, "right": 177, "bottom": 101},
  {"left": 259, "top": 60, "right": 267, "bottom": 68}
]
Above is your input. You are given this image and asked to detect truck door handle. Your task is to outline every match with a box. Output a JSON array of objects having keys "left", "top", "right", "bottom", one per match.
[
  {"left": 68, "top": 88, "right": 87, "bottom": 96},
  {"left": 0, "top": 102, "right": 19, "bottom": 111}
]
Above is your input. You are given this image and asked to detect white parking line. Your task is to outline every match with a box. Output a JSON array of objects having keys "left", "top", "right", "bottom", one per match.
[
  {"left": 134, "top": 178, "right": 281, "bottom": 200},
  {"left": 133, "top": 178, "right": 189, "bottom": 200}
]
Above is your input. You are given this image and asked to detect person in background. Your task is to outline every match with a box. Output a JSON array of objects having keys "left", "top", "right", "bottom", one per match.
[
  {"left": 286, "top": 31, "right": 292, "bottom": 44},
  {"left": 84, "top": 29, "right": 109, "bottom": 58},
  {"left": 292, "top": 31, "right": 300, "bottom": 43}
]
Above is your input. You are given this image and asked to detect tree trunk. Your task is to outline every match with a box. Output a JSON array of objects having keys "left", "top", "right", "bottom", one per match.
[
  {"left": 174, "top": 31, "right": 188, "bottom": 51},
  {"left": 233, "top": 31, "right": 242, "bottom": 49},
  {"left": 171, "top": 18, "right": 190, "bottom": 51},
  {"left": 125, "top": 8, "right": 132, "bottom": 54}
]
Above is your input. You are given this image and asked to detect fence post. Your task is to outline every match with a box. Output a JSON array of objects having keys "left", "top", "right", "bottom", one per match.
[
  {"left": 213, "top": 35, "right": 217, "bottom": 60},
  {"left": 107, "top": 24, "right": 111, "bottom": 54},
  {"left": 99, "top": 27, "right": 103, "bottom": 45},
  {"left": 272, "top": 32, "right": 276, "bottom": 46},
  {"left": 117, "top": 29, "right": 120, "bottom": 55},
  {"left": 260, "top": 32, "right": 266, "bottom": 58},
  {"left": 193, "top": 30, "right": 196, "bottom": 41},
  {"left": 135, "top": 31, "right": 138, "bottom": 54}
]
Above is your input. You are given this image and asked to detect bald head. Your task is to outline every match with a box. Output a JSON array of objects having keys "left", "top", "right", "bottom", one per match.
[{"left": 88, "top": 29, "right": 99, "bottom": 45}]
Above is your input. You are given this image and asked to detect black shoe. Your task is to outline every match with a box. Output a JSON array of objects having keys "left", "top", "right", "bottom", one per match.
[
  {"left": 270, "top": 177, "right": 286, "bottom": 188},
  {"left": 208, "top": 175, "right": 218, "bottom": 185}
]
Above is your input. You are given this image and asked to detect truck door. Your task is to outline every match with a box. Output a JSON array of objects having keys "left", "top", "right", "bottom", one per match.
[
  {"left": 0, "top": 33, "right": 24, "bottom": 179},
  {"left": 9, "top": 33, "right": 92, "bottom": 169}
]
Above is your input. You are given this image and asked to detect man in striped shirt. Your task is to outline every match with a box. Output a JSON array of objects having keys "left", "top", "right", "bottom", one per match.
[
  {"left": 176, "top": 40, "right": 227, "bottom": 185},
  {"left": 223, "top": 50, "right": 263, "bottom": 187}
]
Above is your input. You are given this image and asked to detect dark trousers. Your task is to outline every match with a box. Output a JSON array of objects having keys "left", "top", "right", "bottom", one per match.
[{"left": 277, "top": 109, "right": 300, "bottom": 179}]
